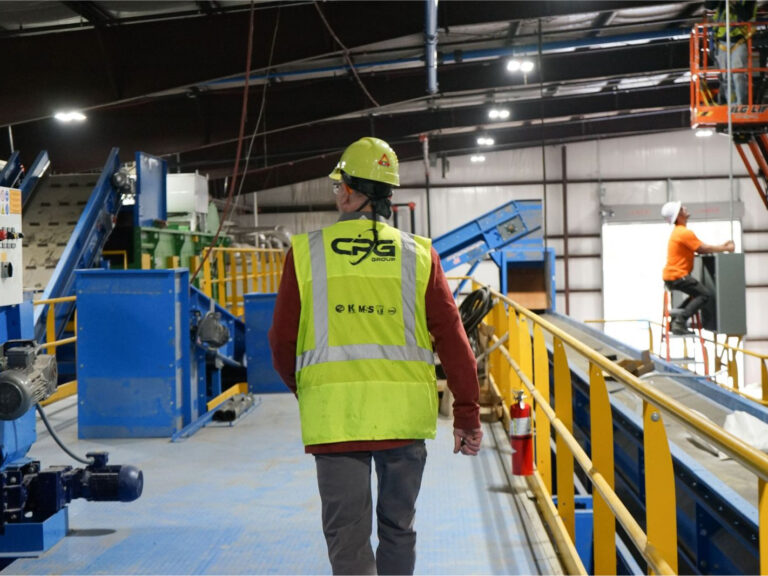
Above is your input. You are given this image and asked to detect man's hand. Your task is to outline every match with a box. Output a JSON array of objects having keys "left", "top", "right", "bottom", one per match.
[
  {"left": 453, "top": 428, "right": 483, "bottom": 456},
  {"left": 723, "top": 240, "right": 735, "bottom": 252}
]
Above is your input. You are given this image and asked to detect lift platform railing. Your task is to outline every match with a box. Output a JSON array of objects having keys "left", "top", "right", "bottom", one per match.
[
  {"left": 476, "top": 284, "right": 768, "bottom": 575},
  {"left": 690, "top": 20, "right": 768, "bottom": 126},
  {"left": 194, "top": 246, "right": 284, "bottom": 318}
]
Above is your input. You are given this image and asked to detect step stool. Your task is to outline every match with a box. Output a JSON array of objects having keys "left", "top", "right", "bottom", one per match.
[{"left": 660, "top": 289, "right": 709, "bottom": 376}]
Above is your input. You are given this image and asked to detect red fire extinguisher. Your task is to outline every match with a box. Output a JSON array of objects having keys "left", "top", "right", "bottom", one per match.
[{"left": 510, "top": 390, "right": 534, "bottom": 476}]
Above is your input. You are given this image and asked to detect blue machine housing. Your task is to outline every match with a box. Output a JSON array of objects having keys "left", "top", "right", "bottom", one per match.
[
  {"left": 76, "top": 269, "right": 194, "bottom": 438},
  {"left": 433, "top": 200, "right": 556, "bottom": 311},
  {"left": 244, "top": 293, "right": 284, "bottom": 393},
  {"left": 76, "top": 269, "right": 248, "bottom": 438}
]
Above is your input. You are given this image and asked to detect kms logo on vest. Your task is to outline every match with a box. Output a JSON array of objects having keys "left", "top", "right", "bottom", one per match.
[{"left": 330, "top": 231, "right": 396, "bottom": 265}]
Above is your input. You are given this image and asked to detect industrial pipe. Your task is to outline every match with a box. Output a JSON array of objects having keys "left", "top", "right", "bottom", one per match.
[{"left": 425, "top": 0, "right": 438, "bottom": 94}]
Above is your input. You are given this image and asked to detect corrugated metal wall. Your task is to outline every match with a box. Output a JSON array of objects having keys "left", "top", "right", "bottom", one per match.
[{"left": 251, "top": 129, "right": 768, "bottom": 384}]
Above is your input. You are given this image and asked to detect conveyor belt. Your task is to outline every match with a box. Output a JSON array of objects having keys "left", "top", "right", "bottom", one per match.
[
  {"left": 541, "top": 312, "right": 762, "bottom": 508},
  {"left": 22, "top": 174, "right": 99, "bottom": 293}
]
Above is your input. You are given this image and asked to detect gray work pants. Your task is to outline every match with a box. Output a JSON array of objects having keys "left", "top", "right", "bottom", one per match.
[
  {"left": 665, "top": 275, "right": 714, "bottom": 321},
  {"left": 314, "top": 441, "right": 427, "bottom": 575}
]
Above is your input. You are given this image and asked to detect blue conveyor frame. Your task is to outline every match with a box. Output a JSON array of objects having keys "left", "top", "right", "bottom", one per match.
[
  {"left": 433, "top": 200, "right": 555, "bottom": 310},
  {"left": 32, "top": 148, "right": 122, "bottom": 343},
  {"left": 549, "top": 312, "right": 762, "bottom": 575}
]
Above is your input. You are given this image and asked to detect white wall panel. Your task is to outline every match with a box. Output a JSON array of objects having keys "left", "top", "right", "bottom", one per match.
[
  {"left": 744, "top": 232, "right": 768, "bottom": 251},
  {"left": 745, "top": 254, "right": 768, "bottom": 285},
  {"left": 746, "top": 289, "right": 768, "bottom": 336},
  {"left": 567, "top": 237, "right": 601, "bottom": 256},
  {"left": 565, "top": 257, "right": 602, "bottom": 290},
  {"left": 744, "top": 340, "right": 768, "bottom": 387},
  {"left": 258, "top": 211, "right": 338, "bottom": 233},
  {"left": 566, "top": 130, "right": 741, "bottom": 179},
  {"left": 566, "top": 293, "right": 603, "bottom": 323},
  {"left": 565, "top": 183, "right": 601, "bottom": 235},
  {"left": 741, "top": 179, "right": 768, "bottom": 231},
  {"left": 400, "top": 145, "right": 562, "bottom": 184}
]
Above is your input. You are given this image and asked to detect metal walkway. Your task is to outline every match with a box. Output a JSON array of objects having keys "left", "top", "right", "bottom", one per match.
[{"left": 4, "top": 394, "right": 563, "bottom": 575}]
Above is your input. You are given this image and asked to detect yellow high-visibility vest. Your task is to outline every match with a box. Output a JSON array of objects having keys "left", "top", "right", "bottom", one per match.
[{"left": 291, "top": 218, "right": 437, "bottom": 445}]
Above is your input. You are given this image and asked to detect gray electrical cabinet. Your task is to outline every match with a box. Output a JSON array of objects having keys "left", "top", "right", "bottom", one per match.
[
  {"left": 669, "top": 253, "right": 746, "bottom": 335},
  {"left": 698, "top": 253, "right": 746, "bottom": 335}
]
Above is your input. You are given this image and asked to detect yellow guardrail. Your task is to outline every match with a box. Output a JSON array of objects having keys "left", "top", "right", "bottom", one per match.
[
  {"left": 194, "top": 247, "right": 284, "bottom": 318},
  {"left": 478, "top": 284, "right": 768, "bottom": 576},
  {"left": 33, "top": 296, "right": 77, "bottom": 356},
  {"left": 102, "top": 249, "right": 129, "bottom": 270},
  {"left": 585, "top": 318, "right": 768, "bottom": 406},
  {"left": 33, "top": 296, "right": 79, "bottom": 404}
]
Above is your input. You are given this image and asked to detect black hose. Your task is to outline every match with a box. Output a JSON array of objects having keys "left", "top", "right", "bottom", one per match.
[
  {"left": 459, "top": 286, "right": 494, "bottom": 336},
  {"left": 35, "top": 404, "right": 93, "bottom": 466}
]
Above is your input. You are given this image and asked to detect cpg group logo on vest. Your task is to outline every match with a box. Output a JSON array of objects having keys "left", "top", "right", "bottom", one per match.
[{"left": 331, "top": 230, "right": 396, "bottom": 265}]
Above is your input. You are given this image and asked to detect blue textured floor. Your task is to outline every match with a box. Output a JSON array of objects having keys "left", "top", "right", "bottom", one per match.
[{"left": 4, "top": 394, "right": 560, "bottom": 575}]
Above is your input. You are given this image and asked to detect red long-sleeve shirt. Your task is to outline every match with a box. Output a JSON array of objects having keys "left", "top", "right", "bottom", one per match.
[{"left": 268, "top": 242, "right": 480, "bottom": 455}]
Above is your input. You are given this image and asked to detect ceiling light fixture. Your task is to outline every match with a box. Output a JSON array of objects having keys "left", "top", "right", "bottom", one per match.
[
  {"left": 488, "top": 108, "right": 510, "bottom": 120},
  {"left": 506, "top": 59, "right": 534, "bottom": 73},
  {"left": 470, "top": 154, "right": 486, "bottom": 163},
  {"left": 695, "top": 128, "right": 714, "bottom": 138},
  {"left": 477, "top": 136, "right": 495, "bottom": 146},
  {"left": 54, "top": 111, "right": 87, "bottom": 123}
]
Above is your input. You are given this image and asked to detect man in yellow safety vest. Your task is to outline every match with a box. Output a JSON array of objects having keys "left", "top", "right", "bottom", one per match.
[
  {"left": 269, "top": 137, "right": 482, "bottom": 575},
  {"left": 707, "top": 0, "right": 758, "bottom": 104}
]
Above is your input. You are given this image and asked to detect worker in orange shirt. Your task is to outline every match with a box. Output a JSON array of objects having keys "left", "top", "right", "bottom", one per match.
[{"left": 661, "top": 201, "right": 735, "bottom": 335}]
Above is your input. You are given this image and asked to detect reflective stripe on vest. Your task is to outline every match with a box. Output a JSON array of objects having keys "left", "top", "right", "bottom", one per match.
[
  {"left": 296, "top": 227, "right": 433, "bottom": 370},
  {"left": 291, "top": 220, "right": 437, "bottom": 445}
]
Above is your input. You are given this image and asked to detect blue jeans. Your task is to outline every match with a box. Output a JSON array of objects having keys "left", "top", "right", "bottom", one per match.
[
  {"left": 314, "top": 441, "right": 427, "bottom": 575},
  {"left": 717, "top": 40, "right": 749, "bottom": 104}
]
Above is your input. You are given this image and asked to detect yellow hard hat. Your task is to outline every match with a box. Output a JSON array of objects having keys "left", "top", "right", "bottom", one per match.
[{"left": 329, "top": 137, "right": 400, "bottom": 186}]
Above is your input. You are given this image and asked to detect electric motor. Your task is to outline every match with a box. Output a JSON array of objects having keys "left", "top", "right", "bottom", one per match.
[{"left": 0, "top": 340, "right": 57, "bottom": 420}]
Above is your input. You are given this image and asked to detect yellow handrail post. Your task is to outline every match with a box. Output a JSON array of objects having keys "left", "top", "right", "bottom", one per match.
[
  {"left": 760, "top": 478, "right": 767, "bottom": 575},
  {"left": 265, "top": 250, "right": 273, "bottom": 293},
  {"left": 643, "top": 401, "right": 678, "bottom": 575},
  {"left": 190, "top": 255, "right": 201, "bottom": 287},
  {"left": 249, "top": 252, "right": 258, "bottom": 293},
  {"left": 533, "top": 324, "right": 552, "bottom": 493},
  {"left": 554, "top": 337, "right": 575, "bottom": 541},
  {"left": 239, "top": 250, "right": 249, "bottom": 306},
  {"left": 45, "top": 303, "right": 56, "bottom": 356},
  {"left": 648, "top": 321, "right": 654, "bottom": 355},
  {"left": 762, "top": 359, "right": 768, "bottom": 404},
  {"left": 216, "top": 251, "right": 226, "bottom": 307},
  {"left": 228, "top": 251, "right": 239, "bottom": 315},
  {"left": 507, "top": 307, "right": 520, "bottom": 408},
  {"left": 202, "top": 249, "right": 213, "bottom": 299},
  {"left": 272, "top": 251, "right": 280, "bottom": 291},
  {"left": 590, "top": 362, "right": 617, "bottom": 575},
  {"left": 488, "top": 302, "right": 501, "bottom": 394},
  {"left": 496, "top": 304, "right": 510, "bottom": 407}
]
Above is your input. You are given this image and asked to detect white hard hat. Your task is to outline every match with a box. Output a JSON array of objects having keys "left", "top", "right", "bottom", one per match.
[{"left": 661, "top": 201, "right": 682, "bottom": 224}]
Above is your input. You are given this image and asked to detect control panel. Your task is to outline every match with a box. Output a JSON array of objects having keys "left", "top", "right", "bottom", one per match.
[{"left": 0, "top": 187, "right": 23, "bottom": 306}]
